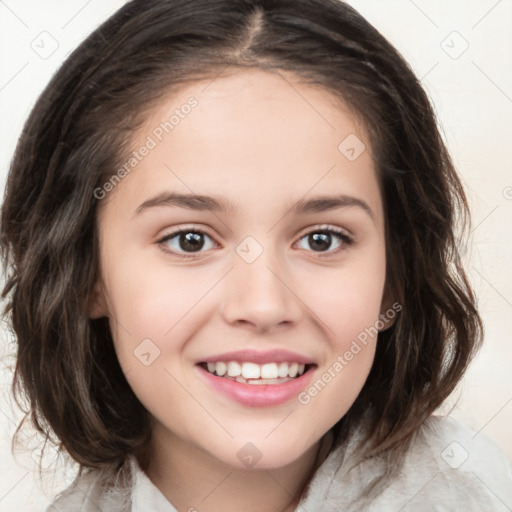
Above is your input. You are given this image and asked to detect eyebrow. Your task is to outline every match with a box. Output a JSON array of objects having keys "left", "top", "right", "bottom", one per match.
[{"left": 134, "top": 192, "right": 375, "bottom": 222}]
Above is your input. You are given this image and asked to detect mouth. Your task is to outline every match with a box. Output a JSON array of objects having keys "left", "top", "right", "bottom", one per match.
[
  {"left": 195, "top": 355, "right": 317, "bottom": 407},
  {"left": 197, "top": 360, "right": 315, "bottom": 385}
]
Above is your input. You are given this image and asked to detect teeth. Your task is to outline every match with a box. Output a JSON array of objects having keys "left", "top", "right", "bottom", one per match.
[
  {"left": 204, "top": 361, "right": 309, "bottom": 380},
  {"left": 288, "top": 363, "right": 299, "bottom": 378},
  {"left": 216, "top": 361, "right": 227, "bottom": 376},
  {"left": 233, "top": 375, "right": 294, "bottom": 385},
  {"left": 207, "top": 361, "right": 227, "bottom": 376},
  {"left": 241, "top": 362, "right": 261, "bottom": 379},
  {"left": 261, "top": 363, "right": 278, "bottom": 379},
  {"left": 277, "top": 362, "right": 289, "bottom": 378},
  {"left": 227, "top": 361, "right": 241, "bottom": 377}
]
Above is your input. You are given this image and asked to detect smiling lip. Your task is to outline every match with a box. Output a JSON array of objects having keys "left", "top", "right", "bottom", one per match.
[
  {"left": 195, "top": 348, "right": 316, "bottom": 407},
  {"left": 195, "top": 364, "right": 316, "bottom": 407},
  {"left": 196, "top": 349, "right": 315, "bottom": 365}
]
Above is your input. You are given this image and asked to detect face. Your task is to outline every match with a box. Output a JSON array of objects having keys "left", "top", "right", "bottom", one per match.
[{"left": 91, "top": 68, "right": 389, "bottom": 470}]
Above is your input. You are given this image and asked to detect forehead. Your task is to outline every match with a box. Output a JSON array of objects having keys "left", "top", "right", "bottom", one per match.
[
  {"left": 141, "top": 68, "right": 368, "bottom": 160},
  {"left": 99, "top": 68, "right": 382, "bottom": 226}
]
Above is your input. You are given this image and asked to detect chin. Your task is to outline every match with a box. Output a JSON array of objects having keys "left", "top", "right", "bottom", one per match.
[{"left": 209, "top": 435, "right": 317, "bottom": 472}]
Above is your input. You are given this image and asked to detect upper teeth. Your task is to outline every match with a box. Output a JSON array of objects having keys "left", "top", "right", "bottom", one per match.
[{"left": 206, "top": 361, "right": 306, "bottom": 379}]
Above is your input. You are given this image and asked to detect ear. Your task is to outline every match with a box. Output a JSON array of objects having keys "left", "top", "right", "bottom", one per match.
[
  {"left": 378, "top": 283, "right": 399, "bottom": 332},
  {"left": 88, "top": 279, "right": 109, "bottom": 319}
]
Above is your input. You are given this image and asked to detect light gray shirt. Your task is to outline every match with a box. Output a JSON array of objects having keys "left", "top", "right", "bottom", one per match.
[{"left": 47, "top": 415, "right": 512, "bottom": 511}]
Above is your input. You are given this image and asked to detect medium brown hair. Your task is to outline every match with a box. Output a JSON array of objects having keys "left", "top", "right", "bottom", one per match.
[{"left": 1, "top": 0, "right": 482, "bottom": 485}]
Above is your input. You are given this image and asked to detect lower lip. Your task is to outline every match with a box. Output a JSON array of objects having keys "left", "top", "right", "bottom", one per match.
[{"left": 195, "top": 364, "right": 316, "bottom": 407}]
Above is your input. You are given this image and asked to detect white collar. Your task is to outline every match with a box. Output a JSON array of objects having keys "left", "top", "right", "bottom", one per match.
[{"left": 129, "top": 456, "right": 178, "bottom": 512}]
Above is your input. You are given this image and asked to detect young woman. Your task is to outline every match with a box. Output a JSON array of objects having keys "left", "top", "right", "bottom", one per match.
[{"left": 1, "top": 1, "right": 511, "bottom": 510}]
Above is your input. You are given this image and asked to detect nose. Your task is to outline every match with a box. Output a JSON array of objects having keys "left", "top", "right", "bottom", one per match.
[{"left": 220, "top": 248, "right": 303, "bottom": 333}]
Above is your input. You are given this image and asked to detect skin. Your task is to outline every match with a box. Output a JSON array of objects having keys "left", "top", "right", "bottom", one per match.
[{"left": 90, "top": 68, "right": 392, "bottom": 512}]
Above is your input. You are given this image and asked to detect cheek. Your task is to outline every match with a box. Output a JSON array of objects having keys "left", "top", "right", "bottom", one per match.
[
  {"left": 103, "top": 260, "right": 209, "bottom": 415},
  {"left": 304, "top": 255, "right": 386, "bottom": 344},
  {"left": 296, "top": 270, "right": 381, "bottom": 429},
  {"left": 104, "top": 254, "right": 221, "bottom": 367},
  {"left": 295, "top": 250, "right": 385, "bottom": 411}
]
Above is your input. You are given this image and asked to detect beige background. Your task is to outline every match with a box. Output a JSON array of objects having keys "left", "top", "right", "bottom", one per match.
[{"left": 0, "top": 0, "right": 511, "bottom": 509}]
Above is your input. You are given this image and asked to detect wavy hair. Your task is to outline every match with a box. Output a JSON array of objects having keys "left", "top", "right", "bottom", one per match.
[{"left": 1, "top": 0, "right": 482, "bottom": 490}]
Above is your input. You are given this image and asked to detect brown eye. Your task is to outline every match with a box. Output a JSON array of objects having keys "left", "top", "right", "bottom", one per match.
[
  {"left": 296, "top": 228, "right": 353, "bottom": 254},
  {"left": 159, "top": 229, "right": 216, "bottom": 256}
]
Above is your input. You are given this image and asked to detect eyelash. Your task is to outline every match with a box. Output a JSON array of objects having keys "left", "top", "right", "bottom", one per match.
[{"left": 157, "top": 224, "right": 354, "bottom": 260}]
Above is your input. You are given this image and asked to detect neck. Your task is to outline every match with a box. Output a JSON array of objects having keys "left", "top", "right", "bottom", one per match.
[{"left": 143, "top": 427, "right": 332, "bottom": 512}]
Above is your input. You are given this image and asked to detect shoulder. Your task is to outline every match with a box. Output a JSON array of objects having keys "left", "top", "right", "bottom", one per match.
[
  {"left": 412, "top": 415, "right": 512, "bottom": 486},
  {"left": 298, "top": 415, "right": 512, "bottom": 512},
  {"left": 377, "top": 415, "right": 512, "bottom": 511},
  {"left": 45, "top": 456, "right": 176, "bottom": 512},
  {"left": 46, "top": 461, "right": 132, "bottom": 512}
]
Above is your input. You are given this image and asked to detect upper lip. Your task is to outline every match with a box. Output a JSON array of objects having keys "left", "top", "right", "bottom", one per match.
[{"left": 197, "top": 349, "right": 316, "bottom": 365}]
